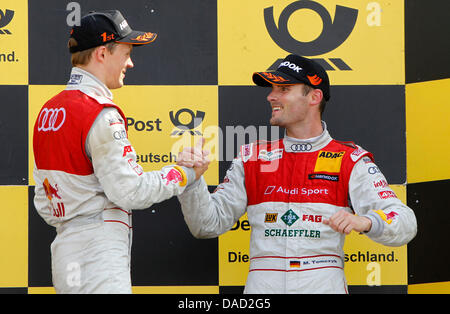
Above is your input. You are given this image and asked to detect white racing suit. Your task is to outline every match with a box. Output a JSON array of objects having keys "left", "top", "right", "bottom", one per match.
[
  {"left": 178, "top": 123, "right": 417, "bottom": 293},
  {"left": 33, "top": 67, "right": 195, "bottom": 293}
]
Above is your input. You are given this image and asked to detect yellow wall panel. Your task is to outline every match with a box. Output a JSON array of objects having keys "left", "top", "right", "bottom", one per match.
[
  {"left": 0, "top": 0, "right": 28, "bottom": 85},
  {"left": 28, "top": 287, "right": 56, "bottom": 294},
  {"left": 408, "top": 281, "right": 450, "bottom": 294},
  {"left": 0, "top": 186, "right": 28, "bottom": 287},
  {"left": 406, "top": 79, "right": 450, "bottom": 183},
  {"left": 218, "top": 214, "right": 251, "bottom": 286}
]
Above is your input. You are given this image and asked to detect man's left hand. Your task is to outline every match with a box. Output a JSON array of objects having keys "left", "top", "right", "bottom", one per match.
[{"left": 323, "top": 210, "right": 372, "bottom": 234}]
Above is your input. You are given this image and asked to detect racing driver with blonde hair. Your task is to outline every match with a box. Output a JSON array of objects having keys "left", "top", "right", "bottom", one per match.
[{"left": 33, "top": 10, "right": 197, "bottom": 293}]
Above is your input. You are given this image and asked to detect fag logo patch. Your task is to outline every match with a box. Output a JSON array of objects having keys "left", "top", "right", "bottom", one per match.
[{"left": 314, "top": 151, "right": 345, "bottom": 173}]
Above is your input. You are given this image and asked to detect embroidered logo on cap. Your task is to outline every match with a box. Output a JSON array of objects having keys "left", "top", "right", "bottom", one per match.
[{"left": 307, "top": 74, "right": 322, "bottom": 85}]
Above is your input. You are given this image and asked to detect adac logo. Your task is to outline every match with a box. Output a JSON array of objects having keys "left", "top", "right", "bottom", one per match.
[
  {"left": 264, "top": 0, "right": 358, "bottom": 71},
  {"left": 169, "top": 108, "right": 205, "bottom": 136},
  {"left": 0, "top": 9, "right": 14, "bottom": 35},
  {"left": 314, "top": 150, "right": 345, "bottom": 173},
  {"left": 318, "top": 151, "right": 345, "bottom": 159}
]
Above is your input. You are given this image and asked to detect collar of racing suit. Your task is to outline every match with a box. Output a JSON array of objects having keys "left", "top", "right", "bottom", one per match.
[
  {"left": 283, "top": 121, "right": 332, "bottom": 153},
  {"left": 65, "top": 67, "right": 114, "bottom": 104}
]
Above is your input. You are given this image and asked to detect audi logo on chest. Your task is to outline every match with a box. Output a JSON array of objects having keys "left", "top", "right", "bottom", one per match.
[
  {"left": 290, "top": 143, "right": 312, "bottom": 151},
  {"left": 37, "top": 108, "right": 66, "bottom": 132}
]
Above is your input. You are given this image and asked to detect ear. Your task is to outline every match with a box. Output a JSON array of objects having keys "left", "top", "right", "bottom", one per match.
[
  {"left": 310, "top": 89, "right": 324, "bottom": 106},
  {"left": 92, "top": 46, "right": 108, "bottom": 63}
]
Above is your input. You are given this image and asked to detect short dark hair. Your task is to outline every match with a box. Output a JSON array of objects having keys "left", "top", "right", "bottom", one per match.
[{"left": 302, "top": 84, "right": 327, "bottom": 116}]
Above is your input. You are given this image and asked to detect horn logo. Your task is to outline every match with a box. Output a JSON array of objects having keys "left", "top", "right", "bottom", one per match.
[{"left": 264, "top": 0, "right": 358, "bottom": 71}]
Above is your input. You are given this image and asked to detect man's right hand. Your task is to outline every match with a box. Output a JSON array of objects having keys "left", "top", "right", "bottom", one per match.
[{"left": 177, "top": 138, "right": 210, "bottom": 180}]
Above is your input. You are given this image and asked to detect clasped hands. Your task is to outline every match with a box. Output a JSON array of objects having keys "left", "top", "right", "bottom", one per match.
[{"left": 177, "top": 138, "right": 210, "bottom": 180}]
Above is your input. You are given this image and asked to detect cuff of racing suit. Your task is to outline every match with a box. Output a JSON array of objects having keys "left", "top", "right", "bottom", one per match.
[
  {"left": 361, "top": 211, "right": 384, "bottom": 237},
  {"left": 183, "top": 174, "right": 204, "bottom": 193},
  {"left": 178, "top": 166, "right": 196, "bottom": 188}
]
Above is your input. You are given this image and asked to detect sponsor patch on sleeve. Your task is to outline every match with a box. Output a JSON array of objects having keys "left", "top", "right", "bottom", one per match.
[
  {"left": 377, "top": 190, "right": 397, "bottom": 199},
  {"left": 241, "top": 143, "right": 253, "bottom": 163},
  {"left": 350, "top": 145, "right": 369, "bottom": 162},
  {"left": 373, "top": 209, "right": 399, "bottom": 225},
  {"left": 161, "top": 166, "right": 187, "bottom": 187}
]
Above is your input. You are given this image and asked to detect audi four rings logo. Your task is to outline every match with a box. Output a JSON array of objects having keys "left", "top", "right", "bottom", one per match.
[
  {"left": 290, "top": 143, "right": 312, "bottom": 151},
  {"left": 37, "top": 108, "right": 66, "bottom": 132}
]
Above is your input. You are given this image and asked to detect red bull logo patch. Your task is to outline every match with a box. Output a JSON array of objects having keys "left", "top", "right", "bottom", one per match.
[
  {"left": 43, "top": 178, "right": 65, "bottom": 218},
  {"left": 43, "top": 178, "right": 61, "bottom": 200},
  {"left": 161, "top": 167, "right": 186, "bottom": 187},
  {"left": 373, "top": 209, "right": 398, "bottom": 225}
]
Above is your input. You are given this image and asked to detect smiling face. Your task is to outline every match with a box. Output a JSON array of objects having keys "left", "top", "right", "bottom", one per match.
[
  {"left": 267, "top": 84, "right": 313, "bottom": 128},
  {"left": 103, "top": 43, "right": 134, "bottom": 89}
]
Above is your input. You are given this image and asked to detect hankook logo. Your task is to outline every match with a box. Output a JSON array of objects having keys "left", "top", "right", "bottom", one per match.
[{"left": 264, "top": 0, "right": 358, "bottom": 71}]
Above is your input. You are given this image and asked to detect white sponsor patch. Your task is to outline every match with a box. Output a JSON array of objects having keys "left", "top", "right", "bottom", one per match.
[{"left": 258, "top": 148, "right": 283, "bottom": 161}]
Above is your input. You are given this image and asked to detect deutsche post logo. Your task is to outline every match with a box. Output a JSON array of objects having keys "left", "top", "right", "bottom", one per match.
[
  {"left": 264, "top": 0, "right": 357, "bottom": 70},
  {"left": 169, "top": 108, "right": 205, "bottom": 136},
  {"left": 219, "top": 0, "right": 403, "bottom": 85},
  {"left": 0, "top": 9, "right": 14, "bottom": 34}
]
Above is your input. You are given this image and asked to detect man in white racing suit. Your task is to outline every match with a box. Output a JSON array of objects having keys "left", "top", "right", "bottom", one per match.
[
  {"left": 176, "top": 54, "right": 417, "bottom": 293},
  {"left": 33, "top": 10, "right": 196, "bottom": 293}
]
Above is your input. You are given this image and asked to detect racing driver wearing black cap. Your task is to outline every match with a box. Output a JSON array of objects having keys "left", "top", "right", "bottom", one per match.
[
  {"left": 176, "top": 54, "right": 417, "bottom": 293},
  {"left": 33, "top": 10, "right": 197, "bottom": 293}
]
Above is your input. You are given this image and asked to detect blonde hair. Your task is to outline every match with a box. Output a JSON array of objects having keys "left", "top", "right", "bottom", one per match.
[{"left": 68, "top": 38, "right": 118, "bottom": 66}]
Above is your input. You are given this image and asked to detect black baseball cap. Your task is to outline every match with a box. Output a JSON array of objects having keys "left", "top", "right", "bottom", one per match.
[
  {"left": 69, "top": 10, "right": 157, "bottom": 53},
  {"left": 253, "top": 54, "right": 330, "bottom": 101}
]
